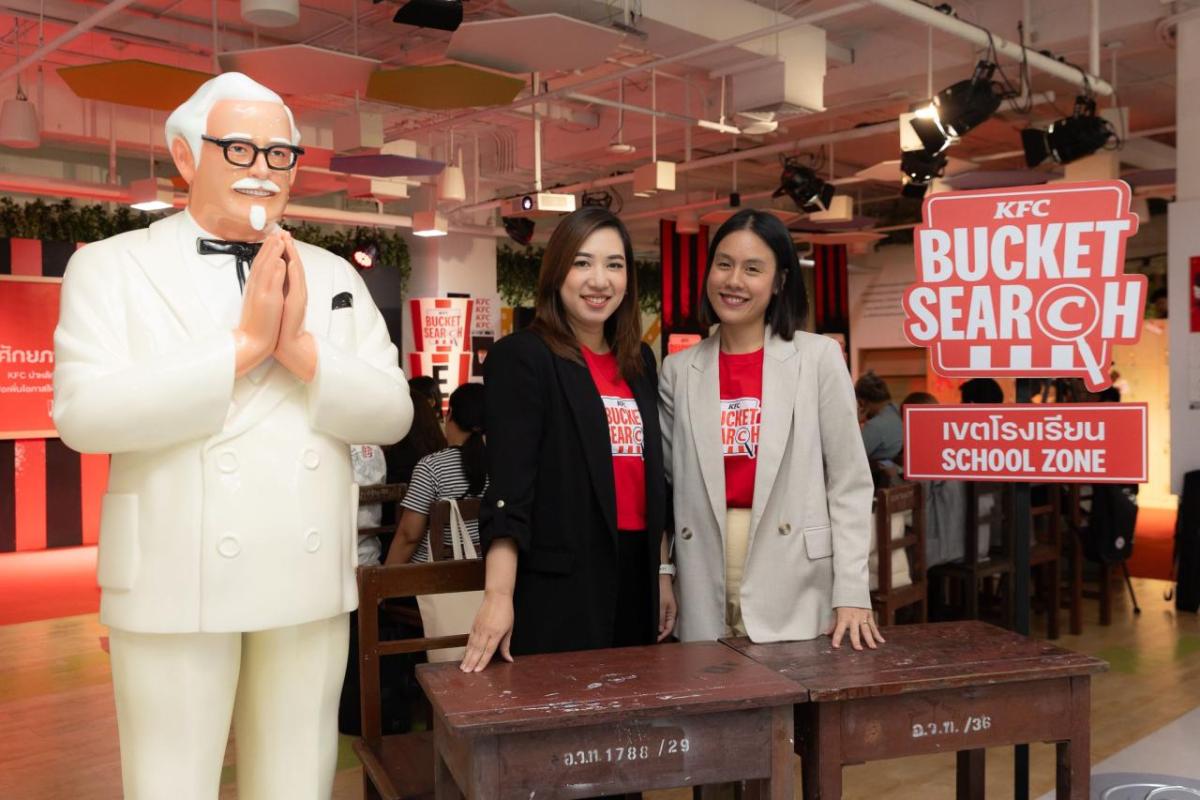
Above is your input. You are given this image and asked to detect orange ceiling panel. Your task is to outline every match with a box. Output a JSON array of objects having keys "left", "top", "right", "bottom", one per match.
[
  {"left": 58, "top": 60, "right": 213, "bottom": 112},
  {"left": 366, "top": 65, "right": 524, "bottom": 110}
]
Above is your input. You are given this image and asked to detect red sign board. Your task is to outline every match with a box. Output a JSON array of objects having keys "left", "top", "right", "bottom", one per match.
[
  {"left": 0, "top": 277, "right": 60, "bottom": 438},
  {"left": 904, "top": 404, "right": 1147, "bottom": 483},
  {"left": 902, "top": 181, "right": 1144, "bottom": 391}
]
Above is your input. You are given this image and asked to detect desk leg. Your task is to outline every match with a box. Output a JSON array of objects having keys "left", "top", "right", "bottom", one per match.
[
  {"left": 800, "top": 703, "right": 842, "bottom": 800},
  {"left": 742, "top": 704, "right": 795, "bottom": 800},
  {"left": 1055, "top": 676, "right": 1091, "bottom": 800},
  {"left": 434, "top": 749, "right": 464, "bottom": 800},
  {"left": 956, "top": 749, "right": 985, "bottom": 800}
]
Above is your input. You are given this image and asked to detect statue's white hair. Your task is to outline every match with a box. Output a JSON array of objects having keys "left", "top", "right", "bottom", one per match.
[{"left": 164, "top": 72, "right": 300, "bottom": 167}]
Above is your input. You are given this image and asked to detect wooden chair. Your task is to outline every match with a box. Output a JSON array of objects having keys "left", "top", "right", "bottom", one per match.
[
  {"left": 870, "top": 482, "right": 928, "bottom": 624},
  {"left": 1029, "top": 484, "right": 1063, "bottom": 639},
  {"left": 1061, "top": 483, "right": 1117, "bottom": 630},
  {"left": 929, "top": 483, "right": 1016, "bottom": 627},
  {"left": 358, "top": 483, "right": 408, "bottom": 557},
  {"left": 355, "top": 557, "right": 486, "bottom": 800},
  {"left": 426, "top": 498, "right": 482, "bottom": 562}
]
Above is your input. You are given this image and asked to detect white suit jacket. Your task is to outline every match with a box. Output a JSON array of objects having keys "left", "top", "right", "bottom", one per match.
[
  {"left": 52, "top": 212, "right": 412, "bottom": 634},
  {"left": 659, "top": 330, "right": 873, "bottom": 643}
]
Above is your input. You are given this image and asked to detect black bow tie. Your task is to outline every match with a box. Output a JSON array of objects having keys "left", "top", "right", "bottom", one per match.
[{"left": 196, "top": 239, "right": 263, "bottom": 293}]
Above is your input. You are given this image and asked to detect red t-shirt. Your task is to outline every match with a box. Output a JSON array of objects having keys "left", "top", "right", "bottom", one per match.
[
  {"left": 581, "top": 347, "right": 647, "bottom": 531},
  {"left": 719, "top": 348, "right": 764, "bottom": 509}
]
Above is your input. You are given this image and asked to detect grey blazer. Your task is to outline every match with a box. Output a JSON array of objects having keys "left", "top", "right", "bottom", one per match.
[{"left": 659, "top": 330, "right": 873, "bottom": 643}]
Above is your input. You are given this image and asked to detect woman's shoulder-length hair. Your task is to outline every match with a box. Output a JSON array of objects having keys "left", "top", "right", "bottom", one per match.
[{"left": 698, "top": 208, "right": 808, "bottom": 340}]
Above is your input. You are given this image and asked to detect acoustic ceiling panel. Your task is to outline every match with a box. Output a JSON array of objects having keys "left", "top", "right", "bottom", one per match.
[
  {"left": 446, "top": 13, "right": 624, "bottom": 74},
  {"left": 218, "top": 45, "right": 379, "bottom": 97},
  {"left": 367, "top": 65, "right": 525, "bottom": 109},
  {"left": 58, "top": 60, "right": 212, "bottom": 111}
]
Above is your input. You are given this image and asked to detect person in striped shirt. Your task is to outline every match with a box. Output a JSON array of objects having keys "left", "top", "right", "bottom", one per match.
[{"left": 389, "top": 382, "right": 487, "bottom": 564}]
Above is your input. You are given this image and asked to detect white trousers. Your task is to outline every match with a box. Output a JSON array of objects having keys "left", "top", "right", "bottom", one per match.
[{"left": 108, "top": 613, "right": 350, "bottom": 800}]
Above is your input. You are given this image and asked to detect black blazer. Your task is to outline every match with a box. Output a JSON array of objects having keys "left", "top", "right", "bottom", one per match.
[{"left": 480, "top": 330, "right": 666, "bottom": 656}]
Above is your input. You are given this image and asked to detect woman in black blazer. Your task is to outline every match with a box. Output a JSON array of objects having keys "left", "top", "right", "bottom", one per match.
[{"left": 461, "top": 207, "right": 673, "bottom": 671}]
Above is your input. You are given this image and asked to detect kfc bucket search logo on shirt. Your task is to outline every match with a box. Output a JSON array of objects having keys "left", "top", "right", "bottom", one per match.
[
  {"left": 602, "top": 396, "right": 644, "bottom": 457},
  {"left": 721, "top": 396, "right": 761, "bottom": 459},
  {"left": 902, "top": 180, "right": 1145, "bottom": 391}
]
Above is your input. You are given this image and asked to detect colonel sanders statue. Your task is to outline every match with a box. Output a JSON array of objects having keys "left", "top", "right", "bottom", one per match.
[{"left": 52, "top": 72, "right": 413, "bottom": 799}]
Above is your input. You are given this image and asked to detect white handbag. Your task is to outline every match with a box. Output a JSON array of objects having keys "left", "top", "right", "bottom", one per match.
[{"left": 416, "top": 499, "right": 484, "bottom": 663}]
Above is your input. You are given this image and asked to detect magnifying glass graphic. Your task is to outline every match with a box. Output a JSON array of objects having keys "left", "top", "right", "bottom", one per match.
[{"left": 1035, "top": 284, "right": 1106, "bottom": 389}]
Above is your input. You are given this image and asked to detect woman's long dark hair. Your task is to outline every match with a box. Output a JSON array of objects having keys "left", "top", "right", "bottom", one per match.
[
  {"left": 529, "top": 206, "right": 644, "bottom": 383},
  {"left": 405, "top": 386, "right": 447, "bottom": 455},
  {"left": 448, "top": 382, "right": 487, "bottom": 496}
]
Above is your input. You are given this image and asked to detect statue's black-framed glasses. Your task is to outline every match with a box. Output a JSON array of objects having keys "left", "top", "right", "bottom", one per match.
[{"left": 201, "top": 135, "right": 305, "bottom": 170}]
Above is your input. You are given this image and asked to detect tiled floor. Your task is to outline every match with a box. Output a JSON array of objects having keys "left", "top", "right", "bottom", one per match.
[{"left": 1, "top": 577, "right": 1197, "bottom": 799}]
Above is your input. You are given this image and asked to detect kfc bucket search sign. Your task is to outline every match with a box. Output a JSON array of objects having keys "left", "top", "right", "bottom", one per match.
[{"left": 902, "top": 180, "right": 1145, "bottom": 391}]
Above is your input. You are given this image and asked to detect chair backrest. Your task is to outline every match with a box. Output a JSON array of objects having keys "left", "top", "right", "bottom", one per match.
[
  {"left": 356, "top": 482, "right": 407, "bottom": 539},
  {"left": 427, "top": 498, "right": 483, "bottom": 561},
  {"left": 356, "top": 558, "right": 485, "bottom": 747},
  {"left": 873, "top": 482, "right": 926, "bottom": 594}
]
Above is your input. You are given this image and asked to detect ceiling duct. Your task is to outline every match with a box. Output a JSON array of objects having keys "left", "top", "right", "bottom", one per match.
[{"left": 508, "top": 0, "right": 827, "bottom": 116}]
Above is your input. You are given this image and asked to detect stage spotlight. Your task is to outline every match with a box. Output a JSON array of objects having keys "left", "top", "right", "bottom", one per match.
[
  {"left": 1021, "top": 96, "right": 1115, "bottom": 167},
  {"left": 908, "top": 61, "right": 1002, "bottom": 155},
  {"left": 384, "top": 0, "right": 463, "bottom": 31},
  {"left": 772, "top": 158, "right": 835, "bottom": 213},
  {"left": 503, "top": 216, "right": 535, "bottom": 247},
  {"left": 351, "top": 240, "right": 379, "bottom": 269},
  {"left": 900, "top": 149, "right": 947, "bottom": 200}
]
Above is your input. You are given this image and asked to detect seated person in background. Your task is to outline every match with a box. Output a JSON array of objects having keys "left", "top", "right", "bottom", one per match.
[
  {"left": 959, "top": 377, "right": 1004, "bottom": 404},
  {"left": 351, "top": 443, "right": 388, "bottom": 565},
  {"left": 856, "top": 370, "right": 902, "bottom": 463},
  {"left": 897, "top": 392, "right": 965, "bottom": 568},
  {"left": 384, "top": 386, "right": 447, "bottom": 489},
  {"left": 389, "top": 383, "right": 487, "bottom": 564}
]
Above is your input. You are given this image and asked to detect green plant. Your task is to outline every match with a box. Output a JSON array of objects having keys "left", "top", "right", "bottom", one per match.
[
  {"left": 496, "top": 244, "right": 662, "bottom": 315},
  {"left": 0, "top": 198, "right": 411, "bottom": 292}
]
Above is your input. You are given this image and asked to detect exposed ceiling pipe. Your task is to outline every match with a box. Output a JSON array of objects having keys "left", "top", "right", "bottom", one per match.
[
  {"left": 864, "top": 0, "right": 1113, "bottom": 95},
  {"left": 1, "top": 0, "right": 139, "bottom": 83},
  {"left": 452, "top": 119, "right": 898, "bottom": 214},
  {"left": 398, "top": 2, "right": 868, "bottom": 137}
]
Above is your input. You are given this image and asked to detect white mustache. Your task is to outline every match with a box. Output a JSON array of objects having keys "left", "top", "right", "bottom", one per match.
[{"left": 231, "top": 177, "right": 282, "bottom": 193}]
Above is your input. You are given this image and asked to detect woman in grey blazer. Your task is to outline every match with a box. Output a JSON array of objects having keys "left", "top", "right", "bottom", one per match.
[{"left": 659, "top": 209, "right": 883, "bottom": 650}]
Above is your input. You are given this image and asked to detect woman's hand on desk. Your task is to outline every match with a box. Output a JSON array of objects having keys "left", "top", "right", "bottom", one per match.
[
  {"left": 657, "top": 576, "right": 677, "bottom": 642},
  {"left": 460, "top": 590, "right": 514, "bottom": 672},
  {"left": 825, "top": 606, "right": 885, "bottom": 651}
]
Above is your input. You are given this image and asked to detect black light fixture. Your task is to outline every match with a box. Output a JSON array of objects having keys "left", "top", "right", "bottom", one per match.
[
  {"left": 1021, "top": 95, "right": 1115, "bottom": 167},
  {"left": 772, "top": 158, "right": 835, "bottom": 212},
  {"left": 351, "top": 240, "right": 379, "bottom": 270},
  {"left": 580, "top": 190, "right": 613, "bottom": 209},
  {"left": 900, "top": 150, "right": 948, "bottom": 199},
  {"left": 503, "top": 216, "right": 535, "bottom": 246},
  {"left": 382, "top": 0, "right": 464, "bottom": 31},
  {"left": 908, "top": 61, "right": 1003, "bottom": 155}
]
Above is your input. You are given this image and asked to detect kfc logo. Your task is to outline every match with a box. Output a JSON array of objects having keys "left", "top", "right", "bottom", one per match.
[{"left": 902, "top": 181, "right": 1145, "bottom": 391}]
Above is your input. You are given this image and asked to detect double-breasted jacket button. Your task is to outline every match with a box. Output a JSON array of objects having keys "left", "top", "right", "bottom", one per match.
[
  {"left": 305, "top": 530, "right": 322, "bottom": 553},
  {"left": 217, "top": 535, "right": 241, "bottom": 558},
  {"left": 680, "top": 527, "right": 693, "bottom": 540},
  {"left": 496, "top": 499, "right": 506, "bottom": 508},
  {"left": 302, "top": 449, "right": 320, "bottom": 470},
  {"left": 778, "top": 523, "right": 792, "bottom": 535},
  {"left": 217, "top": 452, "right": 238, "bottom": 473}
]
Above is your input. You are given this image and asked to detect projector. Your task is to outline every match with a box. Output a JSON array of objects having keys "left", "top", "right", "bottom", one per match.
[{"left": 502, "top": 192, "right": 576, "bottom": 218}]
